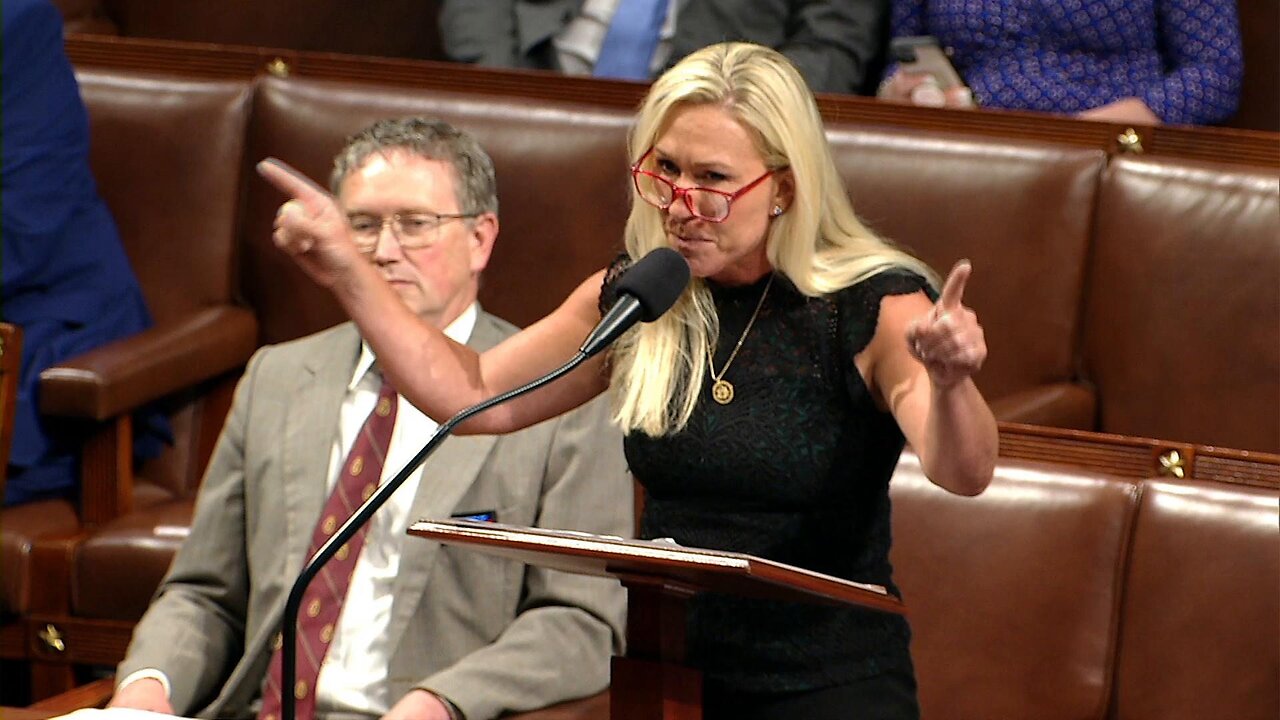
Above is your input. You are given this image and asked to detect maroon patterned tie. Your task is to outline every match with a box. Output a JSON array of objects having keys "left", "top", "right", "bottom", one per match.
[{"left": 258, "top": 379, "right": 398, "bottom": 720}]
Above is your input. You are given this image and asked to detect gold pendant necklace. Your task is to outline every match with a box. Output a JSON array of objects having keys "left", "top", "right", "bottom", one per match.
[{"left": 707, "top": 274, "right": 774, "bottom": 405}]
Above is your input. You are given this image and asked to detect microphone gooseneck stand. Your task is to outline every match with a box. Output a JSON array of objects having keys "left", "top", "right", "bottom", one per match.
[{"left": 279, "top": 352, "right": 587, "bottom": 720}]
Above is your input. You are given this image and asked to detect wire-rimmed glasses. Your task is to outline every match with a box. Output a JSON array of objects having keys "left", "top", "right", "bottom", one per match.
[
  {"left": 347, "top": 211, "right": 480, "bottom": 254},
  {"left": 630, "top": 147, "right": 779, "bottom": 223}
]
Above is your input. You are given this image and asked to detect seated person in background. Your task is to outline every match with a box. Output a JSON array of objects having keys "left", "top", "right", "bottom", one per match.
[
  {"left": 108, "top": 117, "right": 631, "bottom": 720},
  {"left": 877, "top": 0, "right": 1243, "bottom": 125},
  {"left": 1, "top": 0, "right": 165, "bottom": 506},
  {"left": 440, "top": 0, "right": 890, "bottom": 95}
]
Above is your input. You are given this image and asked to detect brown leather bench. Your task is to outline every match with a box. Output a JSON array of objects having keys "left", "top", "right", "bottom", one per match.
[
  {"left": 890, "top": 453, "right": 1139, "bottom": 720},
  {"left": 1085, "top": 155, "right": 1280, "bottom": 451},
  {"left": 890, "top": 453, "right": 1279, "bottom": 720},
  {"left": 1110, "top": 478, "right": 1278, "bottom": 719}
]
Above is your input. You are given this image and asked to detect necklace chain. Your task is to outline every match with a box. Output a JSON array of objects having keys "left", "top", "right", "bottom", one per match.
[{"left": 707, "top": 274, "right": 773, "bottom": 404}]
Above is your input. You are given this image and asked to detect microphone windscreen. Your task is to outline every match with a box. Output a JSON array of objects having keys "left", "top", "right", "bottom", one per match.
[{"left": 615, "top": 248, "right": 691, "bottom": 322}]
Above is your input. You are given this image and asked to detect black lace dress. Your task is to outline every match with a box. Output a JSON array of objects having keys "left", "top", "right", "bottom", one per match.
[{"left": 602, "top": 255, "right": 934, "bottom": 695}]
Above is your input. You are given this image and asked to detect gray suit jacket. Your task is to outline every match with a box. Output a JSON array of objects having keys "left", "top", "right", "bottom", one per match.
[
  {"left": 440, "top": 0, "right": 889, "bottom": 94},
  {"left": 117, "top": 312, "right": 631, "bottom": 720}
]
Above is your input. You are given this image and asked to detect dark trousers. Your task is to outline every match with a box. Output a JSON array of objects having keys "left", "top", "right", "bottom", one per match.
[{"left": 702, "top": 668, "right": 920, "bottom": 720}]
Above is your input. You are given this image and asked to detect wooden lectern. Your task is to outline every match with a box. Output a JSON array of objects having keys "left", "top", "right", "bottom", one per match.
[{"left": 408, "top": 520, "right": 905, "bottom": 720}]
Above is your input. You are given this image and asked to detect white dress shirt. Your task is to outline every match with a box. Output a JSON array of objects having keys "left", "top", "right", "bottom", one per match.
[{"left": 317, "top": 304, "right": 476, "bottom": 716}]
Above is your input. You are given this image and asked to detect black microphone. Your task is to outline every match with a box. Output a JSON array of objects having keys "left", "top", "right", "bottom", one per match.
[
  {"left": 579, "top": 247, "right": 690, "bottom": 358},
  {"left": 280, "top": 247, "right": 689, "bottom": 720}
]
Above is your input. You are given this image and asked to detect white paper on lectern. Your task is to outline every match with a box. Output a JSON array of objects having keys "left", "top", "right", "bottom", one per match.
[{"left": 49, "top": 708, "right": 187, "bottom": 720}]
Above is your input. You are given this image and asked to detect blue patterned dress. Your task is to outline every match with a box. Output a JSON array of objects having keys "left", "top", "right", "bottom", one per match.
[{"left": 890, "top": 0, "right": 1243, "bottom": 124}]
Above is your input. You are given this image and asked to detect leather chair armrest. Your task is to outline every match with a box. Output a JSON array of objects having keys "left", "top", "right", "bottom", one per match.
[
  {"left": 988, "top": 382, "right": 1097, "bottom": 430},
  {"left": 38, "top": 306, "right": 258, "bottom": 420}
]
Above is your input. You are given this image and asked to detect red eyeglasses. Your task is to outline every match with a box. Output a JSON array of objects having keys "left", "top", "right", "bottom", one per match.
[{"left": 630, "top": 147, "right": 779, "bottom": 223}]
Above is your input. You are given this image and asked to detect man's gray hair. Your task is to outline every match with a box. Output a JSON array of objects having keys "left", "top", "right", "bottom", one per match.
[{"left": 330, "top": 117, "right": 498, "bottom": 215}]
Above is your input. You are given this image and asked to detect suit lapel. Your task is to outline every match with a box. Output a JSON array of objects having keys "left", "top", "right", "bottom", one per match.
[
  {"left": 385, "top": 311, "right": 506, "bottom": 646},
  {"left": 280, "top": 324, "right": 361, "bottom": 578},
  {"left": 213, "top": 325, "right": 361, "bottom": 715}
]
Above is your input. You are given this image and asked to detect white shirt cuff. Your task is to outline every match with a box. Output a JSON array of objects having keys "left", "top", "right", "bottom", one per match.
[{"left": 117, "top": 668, "right": 173, "bottom": 700}]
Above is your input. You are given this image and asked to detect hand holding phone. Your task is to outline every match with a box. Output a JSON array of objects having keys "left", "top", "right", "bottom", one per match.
[{"left": 879, "top": 36, "right": 975, "bottom": 108}]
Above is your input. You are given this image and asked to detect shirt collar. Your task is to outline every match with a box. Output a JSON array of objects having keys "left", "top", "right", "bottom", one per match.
[{"left": 349, "top": 303, "right": 479, "bottom": 391}]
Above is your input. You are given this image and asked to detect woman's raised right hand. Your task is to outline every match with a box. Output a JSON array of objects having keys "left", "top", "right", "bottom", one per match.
[{"left": 258, "top": 158, "right": 364, "bottom": 289}]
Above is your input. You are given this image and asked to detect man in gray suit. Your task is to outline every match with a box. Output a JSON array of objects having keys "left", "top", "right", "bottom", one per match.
[
  {"left": 108, "top": 118, "right": 631, "bottom": 720},
  {"left": 440, "top": 0, "right": 889, "bottom": 95}
]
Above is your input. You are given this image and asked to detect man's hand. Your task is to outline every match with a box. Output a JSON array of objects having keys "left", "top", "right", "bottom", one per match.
[
  {"left": 257, "top": 158, "right": 364, "bottom": 289},
  {"left": 1077, "top": 97, "right": 1161, "bottom": 125},
  {"left": 878, "top": 71, "right": 975, "bottom": 108},
  {"left": 382, "top": 689, "right": 456, "bottom": 720},
  {"left": 905, "top": 260, "right": 987, "bottom": 389},
  {"left": 107, "top": 677, "right": 175, "bottom": 715}
]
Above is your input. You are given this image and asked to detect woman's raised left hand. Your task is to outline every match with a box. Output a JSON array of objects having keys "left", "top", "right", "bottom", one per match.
[{"left": 905, "top": 260, "right": 987, "bottom": 389}]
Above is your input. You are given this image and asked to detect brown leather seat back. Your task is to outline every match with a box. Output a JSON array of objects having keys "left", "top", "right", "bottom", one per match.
[
  {"left": 70, "top": 499, "right": 194, "bottom": 620},
  {"left": 890, "top": 453, "right": 1138, "bottom": 720},
  {"left": 77, "top": 69, "right": 252, "bottom": 327},
  {"left": 828, "top": 127, "right": 1105, "bottom": 405},
  {"left": 77, "top": 69, "right": 253, "bottom": 499},
  {"left": 244, "top": 75, "right": 635, "bottom": 344},
  {"left": 1085, "top": 156, "right": 1280, "bottom": 452},
  {"left": 1110, "top": 479, "right": 1279, "bottom": 720}
]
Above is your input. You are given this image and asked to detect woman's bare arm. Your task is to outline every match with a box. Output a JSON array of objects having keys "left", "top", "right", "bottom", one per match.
[{"left": 860, "top": 262, "right": 997, "bottom": 495}]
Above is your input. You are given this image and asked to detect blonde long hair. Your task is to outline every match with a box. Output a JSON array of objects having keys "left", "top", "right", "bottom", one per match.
[{"left": 610, "top": 42, "right": 937, "bottom": 436}]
